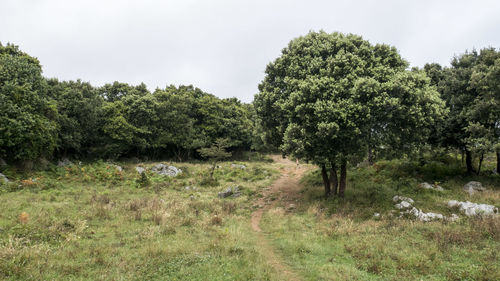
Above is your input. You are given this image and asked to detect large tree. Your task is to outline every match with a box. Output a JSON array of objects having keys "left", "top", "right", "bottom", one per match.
[
  {"left": 0, "top": 43, "right": 58, "bottom": 162},
  {"left": 255, "top": 31, "right": 445, "bottom": 197},
  {"left": 428, "top": 48, "right": 500, "bottom": 174}
]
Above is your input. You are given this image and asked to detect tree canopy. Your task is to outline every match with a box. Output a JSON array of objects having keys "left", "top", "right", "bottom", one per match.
[{"left": 255, "top": 31, "right": 446, "bottom": 197}]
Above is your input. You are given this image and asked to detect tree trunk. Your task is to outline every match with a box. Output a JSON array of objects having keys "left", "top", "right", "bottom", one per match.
[
  {"left": 338, "top": 159, "right": 347, "bottom": 198},
  {"left": 477, "top": 152, "right": 484, "bottom": 176},
  {"left": 368, "top": 145, "right": 374, "bottom": 165},
  {"left": 321, "top": 164, "right": 331, "bottom": 198},
  {"left": 466, "top": 150, "right": 474, "bottom": 174},
  {"left": 329, "top": 163, "right": 338, "bottom": 196},
  {"left": 210, "top": 160, "right": 217, "bottom": 179},
  {"left": 497, "top": 151, "right": 500, "bottom": 174}
]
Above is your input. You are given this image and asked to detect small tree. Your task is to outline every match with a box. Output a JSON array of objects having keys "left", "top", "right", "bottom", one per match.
[{"left": 197, "top": 138, "right": 232, "bottom": 179}]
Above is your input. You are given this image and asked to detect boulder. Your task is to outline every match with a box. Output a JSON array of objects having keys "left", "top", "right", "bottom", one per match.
[
  {"left": 218, "top": 187, "right": 233, "bottom": 198},
  {"left": 406, "top": 207, "right": 445, "bottom": 222},
  {"left": 448, "top": 200, "right": 498, "bottom": 217},
  {"left": 393, "top": 195, "right": 414, "bottom": 204},
  {"left": 57, "top": 158, "right": 73, "bottom": 167},
  {"left": 419, "top": 182, "right": 444, "bottom": 191},
  {"left": 135, "top": 166, "right": 145, "bottom": 174},
  {"left": 114, "top": 165, "right": 123, "bottom": 172},
  {"left": 151, "top": 164, "right": 182, "bottom": 177},
  {"left": 218, "top": 186, "right": 240, "bottom": 198},
  {"left": 231, "top": 164, "right": 246, "bottom": 169},
  {"left": 0, "top": 173, "right": 9, "bottom": 183},
  {"left": 463, "top": 181, "right": 486, "bottom": 195},
  {"left": 395, "top": 201, "right": 412, "bottom": 210}
]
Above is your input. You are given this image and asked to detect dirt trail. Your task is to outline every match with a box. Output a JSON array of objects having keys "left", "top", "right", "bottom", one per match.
[{"left": 250, "top": 155, "right": 309, "bottom": 281}]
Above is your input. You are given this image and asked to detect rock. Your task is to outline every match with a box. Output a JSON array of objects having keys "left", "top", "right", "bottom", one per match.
[
  {"left": 406, "top": 207, "right": 445, "bottom": 222},
  {"left": 114, "top": 165, "right": 123, "bottom": 172},
  {"left": 419, "top": 182, "right": 444, "bottom": 191},
  {"left": 0, "top": 173, "right": 10, "bottom": 183},
  {"left": 57, "top": 158, "right": 73, "bottom": 167},
  {"left": 218, "top": 187, "right": 233, "bottom": 198},
  {"left": 151, "top": 164, "right": 182, "bottom": 177},
  {"left": 231, "top": 186, "right": 241, "bottom": 198},
  {"left": 231, "top": 164, "right": 246, "bottom": 169},
  {"left": 448, "top": 213, "right": 459, "bottom": 222},
  {"left": 395, "top": 201, "right": 413, "bottom": 210},
  {"left": 448, "top": 200, "right": 498, "bottom": 217},
  {"left": 185, "top": 186, "right": 197, "bottom": 191},
  {"left": 135, "top": 166, "right": 145, "bottom": 174},
  {"left": 373, "top": 213, "right": 380, "bottom": 219},
  {"left": 218, "top": 186, "right": 240, "bottom": 198},
  {"left": 287, "top": 204, "right": 296, "bottom": 211},
  {"left": 463, "top": 181, "right": 486, "bottom": 195},
  {"left": 393, "top": 195, "right": 414, "bottom": 204}
]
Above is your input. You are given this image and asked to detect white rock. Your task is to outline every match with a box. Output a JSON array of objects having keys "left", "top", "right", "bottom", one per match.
[
  {"left": 395, "top": 201, "right": 412, "bottom": 210},
  {"left": 419, "top": 182, "right": 444, "bottom": 191},
  {"left": 114, "top": 165, "right": 123, "bottom": 172},
  {"left": 0, "top": 172, "right": 9, "bottom": 183},
  {"left": 135, "top": 166, "right": 145, "bottom": 174},
  {"left": 393, "top": 195, "right": 414, "bottom": 204},
  {"left": 404, "top": 207, "right": 445, "bottom": 222},
  {"left": 463, "top": 181, "right": 486, "bottom": 195},
  {"left": 231, "top": 164, "right": 246, "bottom": 169},
  {"left": 448, "top": 214, "right": 460, "bottom": 222},
  {"left": 373, "top": 213, "right": 381, "bottom": 219},
  {"left": 151, "top": 164, "right": 182, "bottom": 177},
  {"left": 448, "top": 200, "right": 498, "bottom": 217}
]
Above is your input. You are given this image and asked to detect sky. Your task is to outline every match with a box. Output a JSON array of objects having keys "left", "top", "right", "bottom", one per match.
[{"left": 1, "top": 0, "right": 499, "bottom": 102}]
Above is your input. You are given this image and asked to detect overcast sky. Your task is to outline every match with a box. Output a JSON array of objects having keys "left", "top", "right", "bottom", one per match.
[{"left": 1, "top": 0, "right": 499, "bottom": 102}]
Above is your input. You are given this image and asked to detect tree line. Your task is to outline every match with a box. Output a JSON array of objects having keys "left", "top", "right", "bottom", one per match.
[
  {"left": 0, "top": 43, "right": 263, "bottom": 165},
  {"left": 1, "top": 32, "right": 499, "bottom": 187},
  {"left": 255, "top": 31, "right": 499, "bottom": 197}
]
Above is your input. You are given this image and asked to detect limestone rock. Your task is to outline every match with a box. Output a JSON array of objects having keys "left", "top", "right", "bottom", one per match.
[
  {"left": 393, "top": 195, "right": 414, "bottom": 204},
  {"left": 151, "top": 164, "right": 182, "bottom": 177},
  {"left": 218, "top": 187, "right": 233, "bottom": 198},
  {"left": 463, "top": 181, "right": 486, "bottom": 195},
  {"left": 0, "top": 173, "right": 9, "bottom": 183},
  {"left": 218, "top": 186, "right": 240, "bottom": 198},
  {"left": 395, "top": 201, "right": 413, "bottom": 210},
  {"left": 419, "top": 182, "right": 444, "bottom": 191},
  {"left": 448, "top": 200, "right": 498, "bottom": 217},
  {"left": 406, "top": 207, "right": 445, "bottom": 222}
]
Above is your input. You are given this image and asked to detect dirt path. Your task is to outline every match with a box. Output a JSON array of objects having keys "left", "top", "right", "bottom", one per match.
[{"left": 250, "top": 155, "right": 309, "bottom": 281}]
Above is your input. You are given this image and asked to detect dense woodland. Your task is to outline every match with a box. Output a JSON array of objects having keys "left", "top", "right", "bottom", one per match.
[{"left": 1, "top": 32, "right": 499, "bottom": 183}]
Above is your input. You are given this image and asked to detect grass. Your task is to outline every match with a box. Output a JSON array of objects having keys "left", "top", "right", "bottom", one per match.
[
  {"left": 260, "top": 154, "right": 500, "bottom": 280},
  {"left": 0, "top": 155, "right": 280, "bottom": 280},
  {"left": 1, "top": 153, "right": 499, "bottom": 280}
]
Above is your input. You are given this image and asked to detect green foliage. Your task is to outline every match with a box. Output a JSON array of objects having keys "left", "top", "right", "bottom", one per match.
[
  {"left": 0, "top": 43, "right": 58, "bottom": 162},
  {"left": 136, "top": 172, "right": 151, "bottom": 187},
  {"left": 255, "top": 31, "right": 445, "bottom": 166}
]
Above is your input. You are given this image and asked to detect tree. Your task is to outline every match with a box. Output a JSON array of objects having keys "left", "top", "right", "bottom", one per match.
[
  {"left": 430, "top": 48, "right": 500, "bottom": 174},
  {"left": 197, "top": 138, "right": 232, "bottom": 179},
  {"left": 255, "top": 31, "right": 445, "bottom": 197},
  {"left": 0, "top": 43, "right": 58, "bottom": 163},
  {"left": 47, "top": 79, "right": 104, "bottom": 158}
]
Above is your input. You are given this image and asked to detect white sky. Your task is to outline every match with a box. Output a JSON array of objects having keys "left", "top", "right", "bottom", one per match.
[{"left": 1, "top": 0, "right": 499, "bottom": 102}]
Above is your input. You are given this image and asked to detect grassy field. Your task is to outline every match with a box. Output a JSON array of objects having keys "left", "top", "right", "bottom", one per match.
[{"left": 1, "top": 153, "right": 499, "bottom": 280}]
